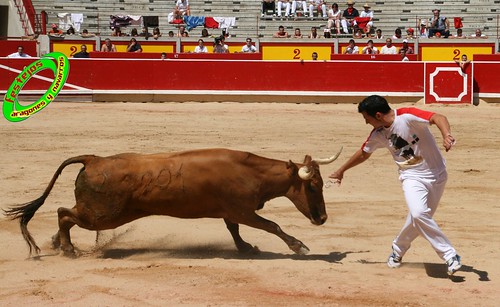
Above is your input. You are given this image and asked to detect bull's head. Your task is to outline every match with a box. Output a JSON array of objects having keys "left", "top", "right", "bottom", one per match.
[{"left": 286, "top": 147, "right": 342, "bottom": 226}]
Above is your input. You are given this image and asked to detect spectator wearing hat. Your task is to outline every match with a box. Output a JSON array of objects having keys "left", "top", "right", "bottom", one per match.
[
  {"left": 427, "top": 8, "right": 450, "bottom": 38},
  {"left": 419, "top": 21, "right": 428, "bottom": 38},
  {"left": 49, "top": 24, "right": 64, "bottom": 37},
  {"left": 405, "top": 28, "right": 415, "bottom": 39},
  {"left": 341, "top": 0, "right": 359, "bottom": 34},
  {"left": 399, "top": 39, "right": 414, "bottom": 55},
  {"left": 358, "top": 3, "right": 374, "bottom": 36}
]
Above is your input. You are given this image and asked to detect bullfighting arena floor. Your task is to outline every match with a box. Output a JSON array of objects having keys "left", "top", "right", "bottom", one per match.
[{"left": 1, "top": 100, "right": 499, "bottom": 306}]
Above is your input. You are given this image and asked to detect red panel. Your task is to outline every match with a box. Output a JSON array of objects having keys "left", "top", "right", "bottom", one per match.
[
  {"left": 0, "top": 40, "right": 37, "bottom": 57},
  {"left": 474, "top": 62, "right": 500, "bottom": 94}
]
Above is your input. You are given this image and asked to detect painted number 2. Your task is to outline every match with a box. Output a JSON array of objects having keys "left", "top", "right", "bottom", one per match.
[
  {"left": 293, "top": 48, "right": 301, "bottom": 59},
  {"left": 453, "top": 49, "right": 461, "bottom": 61}
]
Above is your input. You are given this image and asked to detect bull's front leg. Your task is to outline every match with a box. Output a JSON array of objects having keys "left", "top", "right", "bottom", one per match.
[
  {"left": 231, "top": 213, "right": 310, "bottom": 255},
  {"left": 224, "top": 219, "right": 260, "bottom": 254}
]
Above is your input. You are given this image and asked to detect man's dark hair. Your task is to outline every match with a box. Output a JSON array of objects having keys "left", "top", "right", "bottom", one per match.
[{"left": 358, "top": 95, "right": 391, "bottom": 117}]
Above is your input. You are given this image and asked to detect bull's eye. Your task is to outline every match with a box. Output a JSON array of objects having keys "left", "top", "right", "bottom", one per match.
[{"left": 308, "top": 182, "right": 319, "bottom": 192}]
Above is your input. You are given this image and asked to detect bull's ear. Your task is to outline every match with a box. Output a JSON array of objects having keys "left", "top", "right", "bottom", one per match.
[
  {"left": 286, "top": 160, "right": 298, "bottom": 175},
  {"left": 303, "top": 155, "right": 312, "bottom": 164}
]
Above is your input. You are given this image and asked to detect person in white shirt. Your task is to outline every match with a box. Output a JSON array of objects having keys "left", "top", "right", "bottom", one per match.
[
  {"left": 7, "top": 46, "right": 31, "bottom": 58},
  {"left": 291, "top": 0, "right": 307, "bottom": 17},
  {"left": 241, "top": 38, "right": 257, "bottom": 53},
  {"left": 380, "top": 38, "right": 397, "bottom": 54},
  {"left": 327, "top": 3, "right": 342, "bottom": 34},
  {"left": 359, "top": 3, "right": 374, "bottom": 36},
  {"left": 343, "top": 39, "right": 359, "bottom": 54},
  {"left": 362, "top": 39, "right": 379, "bottom": 54},
  {"left": 175, "top": 0, "right": 190, "bottom": 16},
  {"left": 308, "top": 0, "right": 327, "bottom": 19},
  {"left": 468, "top": 28, "right": 488, "bottom": 39},
  {"left": 329, "top": 95, "right": 462, "bottom": 276},
  {"left": 194, "top": 39, "right": 208, "bottom": 53}
]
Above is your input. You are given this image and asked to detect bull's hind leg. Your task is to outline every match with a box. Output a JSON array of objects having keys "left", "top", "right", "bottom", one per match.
[
  {"left": 224, "top": 219, "right": 259, "bottom": 254},
  {"left": 56, "top": 207, "right": 82, "bottom": 257}
]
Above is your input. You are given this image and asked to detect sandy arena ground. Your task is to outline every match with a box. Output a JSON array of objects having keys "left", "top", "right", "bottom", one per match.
[{"left": 0, "top": 100, "right": 498, "bottom": 306}]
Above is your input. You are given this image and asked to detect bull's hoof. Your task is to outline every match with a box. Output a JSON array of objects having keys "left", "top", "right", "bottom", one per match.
[
  {"left": 291, "top": 243, "right": 310, "bottom": 255},
  {"left": 237, "top": 244, "right": 261, "bottom": 255},
  {"left": 61, "top": 245, "right": 76, "bottom": 258},
  {"left": 51, "top": 234, "right": 61, "bottom": 249}
]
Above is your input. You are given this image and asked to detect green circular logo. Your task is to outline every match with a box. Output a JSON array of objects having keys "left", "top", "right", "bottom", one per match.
[{"left": 3, "top": 52, "right": 69, "bottom": 122}]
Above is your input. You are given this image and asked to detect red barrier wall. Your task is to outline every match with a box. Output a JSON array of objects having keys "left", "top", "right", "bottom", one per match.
[{"left": 0, "top": 40, "right": 38, "bottom": 57}]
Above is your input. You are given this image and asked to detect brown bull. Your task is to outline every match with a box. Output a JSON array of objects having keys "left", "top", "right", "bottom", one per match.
[{"left": 4, "top": 148, "right": 341, "bottom": 257}]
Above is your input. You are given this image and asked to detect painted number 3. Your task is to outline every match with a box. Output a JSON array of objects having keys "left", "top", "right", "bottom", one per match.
[{"left": 293, "top": 48, "right": 301, "bottom": 59}]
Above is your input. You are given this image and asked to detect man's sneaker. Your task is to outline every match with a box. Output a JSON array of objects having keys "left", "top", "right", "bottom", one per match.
[
  {"left": 447, "top": 255, "right": 462, "bottom": 275},
  {"left": 387, "top": 251, "right": 402, "bottom": 268}
]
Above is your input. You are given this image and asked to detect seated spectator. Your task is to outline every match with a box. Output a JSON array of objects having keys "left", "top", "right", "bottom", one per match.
[
  {"left": 450, "top": 28, "right": 465, "bottom": 39},
  {"left": 242, "top": 37, "right": 257, "bottom": 53},
  {"left": 112, "top": 27, "right": 125, "bottom": 37},
  {"left": 469, "top": 28, "right": 488, "bottom": 39},
  {"left": 49, "top": 23, "right": 64, "bottom": 37},
  {"left": 399, "top": 39, "right": 414, "bottom": 54},
  {"left": 175, "top": 0, "right": 191, "bottom": 16},
  {"left": 308, "top": 0, "right": 327, "bottom": 19},
  {"left": 177, "top": 25, "right": 189, "bottom": 37},
  {"left": 400, "top": 49, "right": 409, "bottom": 61},
  {"left": 419, "top": 22, "right": 428, "bottom": 38},
  {"left": 66, "top": 26, "right": 76, "bottom": 35},
  {"left": 405, "top": 28, "right": 415, "bottom": 39},
  {"left": 427, "top": 8, "right": 450, "bottom": 38},
  {"left": 327, "top": 3, "right": 342, "bottom": 34},
  {"left": 291, "top": 0, "right": 307, "bottom": 18},
  {"left": 358, "top": 3, "right": 374, "bottom": 36},
  {"left": 7, "top": 45, "right": 31, "bottom": 58},
  {"left": 277, "top": 0, "right": 291, "bottom": 18},
  {"left": 308, "top": 26, "right": 320, "bottom": 39},
  {"left": 374, "top": 28, "right": 383, "bottom": 39},
  {"left": 293, "top": 28, "right": 303, "bottom": 38},
  {"left": 168, "top": 31, "right": 175, "bottom": 37},
  {"left": 323, "top": 29, "right": 331, "bottom": 38},
  {"left": 380, "top": 38, "right": 397, "bottom": 54},
  {"left": 343, "top": 39, "right": 359, "bottom": 54},
  {"left": 153, "top": 27, "right": 162, "bottom": 40},
  {"left": 454, "top": 54, "right": 470, "bottom": 72},
  {"left": 73, "top": 44, "right": 89, "bottom": 58},
  {"left": 361, "top": 39, "right": 378, "bottom": 54},
  {"left": 273, "top": 25, "right": 290, "bottom": 38},
  {"left": 262, "top": 0, "right": 276, "bottom": 17},
  {"left": 219, "top": 35, "right": 229, "bottom": 52},
  {"left": 101, "top": 38, "right": 117, "bottom": 52},
  {"left": 127, "top": 38, "right": 143, "bottom": 52},
  {"left": 392, "top": 28, "right": 402, "bottom": 40},
  {"left": 201, "top": 28, "right": 211, "bottom": 38},
  {"left": 194, "top": 39, "right": 209, "bottom": 53},
  {"left": 81, "top": 29, "right": 95, "bottom": 38},
  {"left": 341, "top": 0, "right": 359, "bottom": 34},
  {"left": 139, "top": 27, "right": 153, "bottom": 38},
  {"left": 312, "top": 51, "right": 318, "bottom": 60},
  {"left": 353, "top": 28, "right": 363, "bottom": 38},
  {"left": 213, "top": 37, "right": 228, "bottom": 53},
  {"left": 130, "top": 28, "right": 139, "bottom": 37}
]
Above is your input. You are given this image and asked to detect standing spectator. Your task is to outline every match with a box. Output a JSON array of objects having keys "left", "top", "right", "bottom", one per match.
[
  {"left": 329, "top": 95, "right": 462, "bottom": 276},
  {"left": 308, "top": 0, "right": 327, "bottom": 19},
  {"left": 153, "top": 27, "right": 162, "bottom": 40},
  {"left": 327, "top": 3, "right": 342, "bottom": 34},
  {"left": 343, "top": 39, "right": 359, "bottom": 54},
  {"left": 277, "top": 0, "right": 291, "bottom": 19},
  {"left": 374, "top": 28, "right": 383, "bottom": 39},
  {"left": 293, "top": 28, "right": 303, "bottom": 38},
  {"left": 454, "top": 54, "right": 470, "bottom": 72},
  {"left": 175, "top": 0, "right": 191, "bottom": 16},
  {"left": 361, "top": 39, "right": 378, "bottom": 54},
  {"left": 7, "top": 46, "right": 31, "bottom": 58},
  {"left": 127, "top": 38, "right": 143, "bottom": 52},
  {"left": 262, "top": 0, "right": 276, "bottom": 17},
  {"left": 469, "top": 28, "right": 488, "bottom": 39},
  {"left": 341, "top": 0, "right": 359, "bottom": 34},
  {"left": 359, "top": 3, "right": 374, "bottom": 36},
  {"left": 427, "top": 8, "right": 450, "bottom": 38},
  {"left": 273, "top": 25, "right": 290, "bottom": 38},
  {"left": 49, "top": 23, "right": 64, "bottom": 37},
  {"left": 194, "top": 39, "right": 209, "bottom": 53},
  {"left": 161, "top": 52, "right": 167, "bottom": 59},
  {"left": 312, "top": 51, "right": 318, "bottom": 60},
  {"left": 101, "top": 38, "right": 117, "bottom": 52},
  {"left": 308, "top": 26, "right": 320, "bottom": 39},
  {"left": 400, "top": 49, "right": 409, "bottom": 61},
  {"left": 291, "top": 0, "right": 308, "bottom": 18},
  {"left": 392, "top": 28, "right": 402, "bottom": 40},
  {"left": 177, "top": 25, "right": 189, "bottom": 37},
  {"left": 73, "top": 44, "right": 89, "bottom": 58},
  {"left": 380, "top": 38, "right": 397, "bottom": 54},
  {"left": 241, "top": 38, "right": 257, "bottom": 53},
  {"left": 399, "top": 39, "right": 414, "bottom": 54}
]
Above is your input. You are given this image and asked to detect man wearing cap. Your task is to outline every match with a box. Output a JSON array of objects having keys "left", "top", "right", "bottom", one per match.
[
  {"left": 427, "top": 8, "right": 449, "bottom": 38},
  {"left": 405, "top": 28, "right": 414, "bottom": 39},
  {"left": 358, "top": 3, "right": 374, "bottom": 36},
  {"left": 341, "top": 1, "right": 359, "bottom": 34},
  {"left": 399, "top": 39, "right": 414, "bottom": 55},
  {"left": 49, "top": 23, "right": 64, "bottom": 37}
]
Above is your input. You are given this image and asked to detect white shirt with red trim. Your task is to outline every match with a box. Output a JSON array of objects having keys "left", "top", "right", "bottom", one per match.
[{"left": 362, "top": 107, "right": 446, "bottom": 177}]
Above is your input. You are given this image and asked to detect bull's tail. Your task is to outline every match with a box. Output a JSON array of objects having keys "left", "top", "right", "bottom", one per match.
[{"left": 3, "top": 155, "right": 96, "bottom": 256}]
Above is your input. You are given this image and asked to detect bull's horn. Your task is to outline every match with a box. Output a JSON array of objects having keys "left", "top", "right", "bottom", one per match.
[
  {"left": 314, "top": 147, "right": 343, "bottom": 165},
  {"left": 298, "top": 166, "right": 314, "bottom": 180}
]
